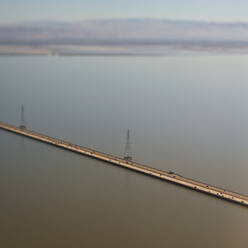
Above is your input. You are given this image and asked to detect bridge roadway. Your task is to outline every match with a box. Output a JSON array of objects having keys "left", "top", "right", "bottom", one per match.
[{"left": 1, "top": 121, "right": 248, "bottom": 207}]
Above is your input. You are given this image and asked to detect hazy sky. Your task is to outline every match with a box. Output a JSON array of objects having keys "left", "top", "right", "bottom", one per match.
[{"left": 1, "top": 0, "right": 248, "bottom": 24}]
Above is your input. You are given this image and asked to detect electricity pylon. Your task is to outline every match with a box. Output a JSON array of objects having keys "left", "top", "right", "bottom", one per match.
[
  {"left": 20, "top": 104, "right": 26, "bottom": 129},
  {"left": 124, "top": 128, "right": 132, "bottom": 161}
]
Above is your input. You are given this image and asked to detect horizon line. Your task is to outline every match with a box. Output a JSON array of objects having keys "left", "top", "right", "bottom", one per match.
[{"left": 2, "top": 17, "right": 248, "bottom": 26}]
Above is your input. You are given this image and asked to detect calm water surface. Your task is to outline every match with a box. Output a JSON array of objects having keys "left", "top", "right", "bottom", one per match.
[{"left": 1, "top": 55, "right": 248, "bottom": 247}]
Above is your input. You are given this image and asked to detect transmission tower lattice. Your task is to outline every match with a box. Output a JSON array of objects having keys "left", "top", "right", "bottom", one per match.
[
  {"left": 20, "top": 104, "right": 26, "bottom": 129},
  {"left": 124, "top": 129, "right": 132, "bottom": 161}
]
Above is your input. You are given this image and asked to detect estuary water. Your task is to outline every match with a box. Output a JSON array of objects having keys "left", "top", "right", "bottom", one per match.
[{"left": 1, "top": 55, "right": 248, "bottom": 247}]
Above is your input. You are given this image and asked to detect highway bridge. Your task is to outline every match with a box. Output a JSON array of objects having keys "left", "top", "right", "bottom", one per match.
[{"left": 1, "top": 121, "right": 248, "bottom": 207}]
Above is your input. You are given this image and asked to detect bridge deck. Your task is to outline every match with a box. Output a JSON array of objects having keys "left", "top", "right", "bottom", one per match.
[{"left": 1, "top": 121, "right": 248, "bottom": 207}]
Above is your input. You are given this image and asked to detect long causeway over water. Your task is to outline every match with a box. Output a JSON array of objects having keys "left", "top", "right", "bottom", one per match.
[{"left": 1, "top": 121, "right": 248, "bottom": 207}]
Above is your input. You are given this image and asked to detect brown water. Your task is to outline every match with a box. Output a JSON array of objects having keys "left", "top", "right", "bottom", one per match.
[{"left": 1, "top": 56, "right": 248, "bottom": 247}]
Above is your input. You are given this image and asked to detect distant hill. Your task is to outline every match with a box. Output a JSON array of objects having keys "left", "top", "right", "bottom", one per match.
[{"left": 1, "top": 19, "right": 248, "bottom": 45}]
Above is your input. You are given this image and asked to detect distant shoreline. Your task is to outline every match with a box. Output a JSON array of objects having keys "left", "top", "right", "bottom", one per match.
[{"left": 1, "top": 43, "right": 248, "bottom": 57}]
